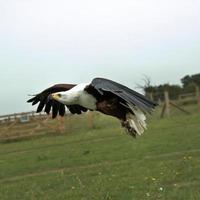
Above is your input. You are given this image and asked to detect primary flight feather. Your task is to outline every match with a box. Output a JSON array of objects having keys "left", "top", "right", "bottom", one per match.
[{"left": 27, "top": 78, "right": 157, "bottom": 137}]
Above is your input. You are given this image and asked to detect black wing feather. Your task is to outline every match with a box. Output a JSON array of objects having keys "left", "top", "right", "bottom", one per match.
[
  {"left": 67, "top": 105, "right": 88, "bottom": 115},
  {"left": 44, "top": 100, "right": 53, "bottom": 114},
  {"left": 32, "top": 98, "right": 40, "bottom": 106},
  {"left": 67, "top": 106, "right": 77, "bottom": 114},
  {"left": 37, "top": 101, "right": 46, "bottom": 113},
  {"left": 90, "top": 78, "right": 157, "bottom": 113},
  {"left": 59, "top": 104, "right": 65, "bottom": 116},
  {"left": 27, "top": 84, "right": 76, "bottom": 118},
  {"left": 52, "top": 101, "right": 59, "bottom": 118}
]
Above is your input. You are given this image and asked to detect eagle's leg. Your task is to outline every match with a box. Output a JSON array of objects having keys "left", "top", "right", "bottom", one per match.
[
  {"left": 97, "top": 99, "right": 136, "bottom": 137},
  {"left": 121, "top": 120, "right": 137, "bottom": 138}
]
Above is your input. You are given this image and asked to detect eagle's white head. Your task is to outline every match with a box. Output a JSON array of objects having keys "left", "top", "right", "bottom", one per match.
[{"left": 51, "top": 92, "right": 78, "bottom": 105}]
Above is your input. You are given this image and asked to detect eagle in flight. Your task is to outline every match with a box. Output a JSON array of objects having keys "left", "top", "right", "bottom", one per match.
[{"left": 27, "top": 78, "right": 157, "bottom": 137}]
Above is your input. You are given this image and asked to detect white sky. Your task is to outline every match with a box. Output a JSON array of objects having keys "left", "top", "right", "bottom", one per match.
[{"left": 0, "top": 0, "right": 200, "bottom": 114}]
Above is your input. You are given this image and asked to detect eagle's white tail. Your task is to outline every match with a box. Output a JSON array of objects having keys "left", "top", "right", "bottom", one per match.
[{"left": 122, "top": 106, "right": 147, "bottom": 137}]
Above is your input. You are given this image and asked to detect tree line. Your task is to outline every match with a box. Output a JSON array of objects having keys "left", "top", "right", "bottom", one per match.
[{"left": 140, "top": 73, "right": 200, "bottom": 101}]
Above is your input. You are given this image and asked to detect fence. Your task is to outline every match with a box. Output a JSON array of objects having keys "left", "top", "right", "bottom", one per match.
[
  {"left": 0, "top": 111, "right": 44, "bottom": 123},
  {"left": 0, "top": 88, "right": 199, "bottom": 141},
  {"left": 0, "top": 110, "right": 94, "bottom": 142},
  {"left": 160, "top": 87, "right": 200, "bottom": 118}
]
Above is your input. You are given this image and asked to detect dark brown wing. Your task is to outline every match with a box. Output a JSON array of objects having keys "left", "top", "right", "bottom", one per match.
[
  {"left": 27, "top": 84, "right": 76, "bottom": 118},
  {"left": 88, "top": 78, "right": 158, "bottom": 114},
  {"left": 67, "top": 105, "right": 88, "bottom": 114}
]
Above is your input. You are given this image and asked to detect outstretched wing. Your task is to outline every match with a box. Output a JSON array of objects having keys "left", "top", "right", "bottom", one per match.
[
  {"left": 27, "top": 84, "right": 76, "bottom": 118},
  {"left": 89, "top": 78, "right": 157, "bottom": 114}
]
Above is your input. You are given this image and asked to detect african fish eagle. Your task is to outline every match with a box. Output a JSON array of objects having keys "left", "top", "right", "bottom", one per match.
[{"left": 27, "top": 78, "right": 157, "bottom": 137}]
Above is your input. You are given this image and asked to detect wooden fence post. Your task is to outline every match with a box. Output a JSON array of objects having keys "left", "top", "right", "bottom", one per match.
[
  {"left": 58, "top": 116, "right": 65, "bottom": 133},
  {"left": 87, "top": 111, "right": 94, "bottom": 129},
  {"left": 161, "top": 90, "right": 190, "bottom": 118},
  {"left": 147, "top": 92, "right": 153, "bottom": 101},
  {"left": 14, "top": 113, "right": 17, "bottom": 121},
  {"left": 195, "top": 85, "right": 200, "bottom": 111},
  {"left": 164, "top": 91, "right": 170, "bottom": 117}
]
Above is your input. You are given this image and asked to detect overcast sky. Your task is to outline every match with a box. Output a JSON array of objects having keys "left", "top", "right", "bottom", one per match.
[{"left": 0, "top": 0, "right": 200, "bottom": 114}]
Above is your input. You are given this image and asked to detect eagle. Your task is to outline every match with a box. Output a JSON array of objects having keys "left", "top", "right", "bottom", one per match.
[{"left": 27, "top": 78, "right": 157, "bottom": 137}]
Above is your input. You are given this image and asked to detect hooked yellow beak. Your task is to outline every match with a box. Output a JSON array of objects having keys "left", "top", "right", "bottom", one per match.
[{"left": 51, "top": 93, "right": 61, "bottom": 101}]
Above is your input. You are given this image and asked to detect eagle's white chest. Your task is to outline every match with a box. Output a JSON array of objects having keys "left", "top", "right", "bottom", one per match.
[{"left": 63, "top": 83, "right": 97, "bottom": 110}]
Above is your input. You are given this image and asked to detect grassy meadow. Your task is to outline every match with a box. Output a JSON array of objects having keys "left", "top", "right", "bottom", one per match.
[{"left": 0, "top": 105, "right": 200, "bottom": 200}]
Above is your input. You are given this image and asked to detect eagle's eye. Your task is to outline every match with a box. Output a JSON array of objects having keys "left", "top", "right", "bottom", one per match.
[{"left": 57, "top": 94, "right": 62, "bottom": 98}]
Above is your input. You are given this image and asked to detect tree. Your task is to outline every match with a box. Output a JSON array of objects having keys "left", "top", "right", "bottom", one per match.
[
  {"left": 136, "top": 75, "right": 156, "bottom": 100},
  {"left": 154, "top": 84, "right": 182, "bottom": 100},
  {"left": 137, "top": 75, "right": 183, "bottom": 101},
  {"left": 181, "top": 73, "right": 200, "bottom": 88}
]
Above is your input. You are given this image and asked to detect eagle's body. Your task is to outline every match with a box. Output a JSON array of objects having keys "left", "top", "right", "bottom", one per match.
[
  {"left": 56, "top": 83, "right": 97, "bottom": 110},
  {"left": 27, "top": 78, "right": 157, "bottom": 137}
]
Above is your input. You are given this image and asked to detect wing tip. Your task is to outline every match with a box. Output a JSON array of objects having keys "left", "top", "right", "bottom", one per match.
[{"left": 27, "top": 98, "right": 35, "bottom": 103}]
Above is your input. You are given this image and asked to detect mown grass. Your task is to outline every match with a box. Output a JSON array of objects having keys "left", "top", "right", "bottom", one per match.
[{"left": 0, "top": 105, "right": 200, "bottom": 200}]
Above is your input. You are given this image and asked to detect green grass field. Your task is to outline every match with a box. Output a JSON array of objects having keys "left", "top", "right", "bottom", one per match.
[{"left": 0, "top": 105, "right": 200, "bottom": 200}]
